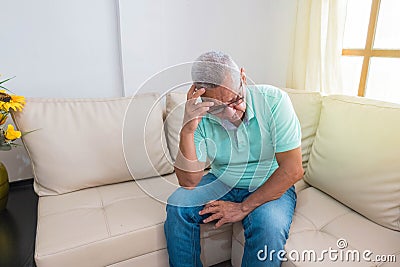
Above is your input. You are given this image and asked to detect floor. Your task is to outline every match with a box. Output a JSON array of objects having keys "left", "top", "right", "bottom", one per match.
[
  {"left": 0, "top": 179, "right": 38, "bottom": 267},
  {"left": 0, "top": 178, "right": 232, "bottom": 267}
]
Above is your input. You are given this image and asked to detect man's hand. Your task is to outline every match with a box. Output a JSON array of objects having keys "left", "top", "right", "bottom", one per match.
[
  {"left": 181, "top": 84, "right": 214, "bottom": 134},
  {"left": 199, "top": 200, "right": 249, "bottom": 228}
]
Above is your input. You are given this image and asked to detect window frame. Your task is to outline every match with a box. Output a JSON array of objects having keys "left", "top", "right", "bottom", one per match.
[{"left": 342, "top": 0, "right": 400, "bottom": 97}]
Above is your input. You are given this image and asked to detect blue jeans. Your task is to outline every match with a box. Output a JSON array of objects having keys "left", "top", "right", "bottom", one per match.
[{"left": 164, "top": 173, "right": 296, "bottom": 267}]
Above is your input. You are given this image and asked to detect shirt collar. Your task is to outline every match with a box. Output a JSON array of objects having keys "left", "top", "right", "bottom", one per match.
[{"left": 243, "top": 87, "right": 255, "bottom": 123}]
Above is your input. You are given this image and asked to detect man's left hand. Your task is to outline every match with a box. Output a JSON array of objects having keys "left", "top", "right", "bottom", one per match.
[{"left": 199, "top": 200, "right": 249, "bottom": 228}]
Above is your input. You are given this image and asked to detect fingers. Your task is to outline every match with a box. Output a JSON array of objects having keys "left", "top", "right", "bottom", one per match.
[
  {"left": 185, "top": 101, "right": 214, "bottom": 120},
  {"left": 187, "top": 85, "right": 206, "bottom": 100},
  {"left": 234, "top": 98, "right": 244, "bottom": 106},
  {"left": 186, "top": 84, "right": 196, "bottom": 99},
  {"left": 203, "top": 213, "right": 223, "bottom": 223},
  {"left": 204, "top": 200, "right": 220, "bottom": 209},
  {"left": 191, "top": 102, "right": 214, "bottom": 113},
  {"left": 199, "top": 204, "right": 220, "bottom": 216}
]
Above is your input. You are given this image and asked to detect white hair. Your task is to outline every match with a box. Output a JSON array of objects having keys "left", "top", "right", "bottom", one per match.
[{"left": 191, "top": 51, "right": 241, "bottom": 91}]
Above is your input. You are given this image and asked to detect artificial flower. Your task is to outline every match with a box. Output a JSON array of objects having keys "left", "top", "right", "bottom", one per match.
[
  {"left": 4, "top": 124, "right": 21, "bottom": 141},
  {"left": 0, "top": 90, "right": 25, "bottom": 112},
  {"left": 0, "top": 114, "right": 6, "bottom": 125}
]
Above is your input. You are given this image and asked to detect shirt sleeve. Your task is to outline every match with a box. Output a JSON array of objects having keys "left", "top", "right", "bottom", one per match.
[
  {"left": 194, "top": 124, "right": 207, "bottom": 163},
  {"left": 269, "top": 92, "right": 302, "bottom": 153}
]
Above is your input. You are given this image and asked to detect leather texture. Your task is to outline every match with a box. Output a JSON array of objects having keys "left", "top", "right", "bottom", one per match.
[
  {"left": 15, "top": 89, "right": 399, "bottom": 266},
  {"left": 164, "top": 91, "right": 187, "bottom": 161},
  {"left": 231, "top": 186, "right": 400, "bottom": 266},
  {"left": 304, "top": 95, "right": 400, "bottom": 231},
  {"left": 35, "top": 173, "right": 232, "bottom": 267},
  {"left": 281, "top": 88, "right": 322, "bottom": 172},
  {"left": 12, "top": 94, "right": 173, "bottom": 196}
]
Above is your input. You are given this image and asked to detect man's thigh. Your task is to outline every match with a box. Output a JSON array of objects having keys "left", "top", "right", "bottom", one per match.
[
  {"left": 242, "top": 186, "right": 296, "bottom": 240},
  {"left": 167, "top": 172, "right": 235, "bottom": 208}
]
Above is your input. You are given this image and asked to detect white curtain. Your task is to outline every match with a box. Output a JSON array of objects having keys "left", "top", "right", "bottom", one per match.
[{"left": 287, "top": 0, "right": 348, "bottom": 94}]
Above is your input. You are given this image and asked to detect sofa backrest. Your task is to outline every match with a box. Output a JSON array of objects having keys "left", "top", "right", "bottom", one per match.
[
  {"left": 304, "top": 95, "right": 400, "bottom": 231},
  {"left": 164, "top": 87, "right": 323, "bottom": 172},
  {"left": 12, "top": 93, "right": 173, "bottom": 196},
  {"left": 164, "top": 91, "right": 187, "bottom": 162},
  {"left": 281, "top": 88, "right": 322, "bottom": 171}
]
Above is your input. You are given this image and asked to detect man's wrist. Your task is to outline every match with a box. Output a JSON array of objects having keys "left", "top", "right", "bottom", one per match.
[{"left": 240, "top": 201, "right": 254, "bottom": 214}]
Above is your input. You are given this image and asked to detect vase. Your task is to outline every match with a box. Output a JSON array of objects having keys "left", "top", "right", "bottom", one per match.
[{"left": 0, "top": 162, "right": 9, "bottom": 212}]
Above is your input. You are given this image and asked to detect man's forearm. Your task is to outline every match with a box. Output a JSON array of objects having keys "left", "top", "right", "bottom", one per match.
[
  {"left": 174, "top": 131, "right": 204, "bottom": 187},
  {"left": 240, "top": 165, "right": 303, "bottom": 214}
]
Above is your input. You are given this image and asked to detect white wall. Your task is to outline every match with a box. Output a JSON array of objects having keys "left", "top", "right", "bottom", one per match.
[
  {"left": 0, "top": 0, "right": 297, "bottom": 182},
  {"left": 119, "top": 0, "right": 298, "bottom": 96},
  {"left": 0, "top": 0, "right": 124, "bottom": 181}
]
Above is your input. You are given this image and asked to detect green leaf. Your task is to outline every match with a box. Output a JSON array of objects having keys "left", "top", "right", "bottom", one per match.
[
  {"left": 0, "top": 134, "right": 11, "bottom": 150},
  {"left": 21, "top": 128, "right": 41, "bottom": 137},
  {"left": 0, "top": 144, "right": 12, "bottom": 151},
  {"left": 0, "top": 85, "right": 16, "bottom": 94},
  {"left": 0, "top": 76, "right": 16, "bottom": 85}
]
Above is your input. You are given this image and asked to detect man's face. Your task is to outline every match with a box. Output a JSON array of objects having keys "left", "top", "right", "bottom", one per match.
[{"left": 199, "top": 77, "right": 246, "bottom": 121}]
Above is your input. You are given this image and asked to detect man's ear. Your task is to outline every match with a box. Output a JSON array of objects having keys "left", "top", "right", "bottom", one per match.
[{"left": 240, "top": 68, "right": 247, "bottom": 83}]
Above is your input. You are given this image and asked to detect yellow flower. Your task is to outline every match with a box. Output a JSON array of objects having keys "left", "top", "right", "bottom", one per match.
[
  {"left": 4, "top": 124, "right": 21, "bottom": 141},
  {"left": 0, "top": 114, "right": 6, "bottom": 125},
  {"left": 0, "top": 90, "right": 25, "bottom": 112}
]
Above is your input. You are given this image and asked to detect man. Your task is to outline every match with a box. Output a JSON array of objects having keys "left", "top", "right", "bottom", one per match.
[{"left": 164, "top": 51, "right": 303, "bottom": 267}]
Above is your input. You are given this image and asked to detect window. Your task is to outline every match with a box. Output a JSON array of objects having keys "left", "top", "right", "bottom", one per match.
[{"left": 341, "top": 0, "right": 400, "bottom": 103}]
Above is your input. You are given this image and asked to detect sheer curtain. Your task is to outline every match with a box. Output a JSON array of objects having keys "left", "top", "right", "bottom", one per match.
[{"left": 287, "top": 0, "right": 348, "bottom": 94}]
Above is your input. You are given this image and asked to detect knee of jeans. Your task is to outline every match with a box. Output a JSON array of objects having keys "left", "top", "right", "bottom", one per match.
[
  {"left": 166, "top": 200, "right": 199, "bottom": 222},
  {"left": 245, "top": 212, "right": 292, "bottom": 242},
  {"left": 166, "top": 187, "right": 203, "bottom": 209},
  {"left": 166, "top": 187, "right": 190, "bottom": 207},
  {"left": 166, "top": 184, "right": 213, "bottom": 207}
]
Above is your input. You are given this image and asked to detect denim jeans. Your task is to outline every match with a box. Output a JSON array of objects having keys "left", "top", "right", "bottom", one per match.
[{"left": 164, "top": 173, "right": 296, "bottom": 267}]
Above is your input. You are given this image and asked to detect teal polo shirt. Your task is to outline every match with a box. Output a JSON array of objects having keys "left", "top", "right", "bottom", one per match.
[{"left": 194, "top": 84, "right": 301, "bottom": 191}]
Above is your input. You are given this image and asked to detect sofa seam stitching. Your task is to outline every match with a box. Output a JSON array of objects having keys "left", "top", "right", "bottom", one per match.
[
  {"left": 11, "top": 111, "right": 55, "bottom": 195},
  {"left": 36, "top": 220, "right": 232, "bottom": 259},
  {"left": 319, "top": 210, "right": 353, "bottom": 231},
  {"left": 23, "top": 93, "right": 159, "bottom": 103},
  {"left": 39, "top": 194, "right": 151, "bottom": 218},
  {"left": 97, "top": 187, "right": 111, "bottom": 237},
  {"left": 397, "top": 205, "right": 400, "bottom": 230},
  {"left": 326, "top": 97, "right": 400, "bottom": 109},
  {"left": 293, "top": 209, "right": 318, "bottom": 230},
  {"left": 105, "top": 248, "right": 167, "bottom": 266},
  {"left": 36, "top": 222, "right": 166, "bottom": 258}
]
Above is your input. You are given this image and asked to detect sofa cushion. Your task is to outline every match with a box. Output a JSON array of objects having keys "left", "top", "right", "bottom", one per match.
[
  {"left": 304, "top": 95, "right": 400, "bottom": 231},
  {"left": 281, "top": 88, "right": 322, "bottom": 171},
  {"left": 12, "top": 94, "right": 173, "bottom": 196},
  {"left": 34, "top": 173, "right": 232, "bottom": 267},
  {"left": 165, "top": 88, "right": 322, "bottom": 171},
  {"left": 231, "top": 187, "right": 400, "bottom": 266},
  {"left": 164, "top": 91, "right": 186, "bottom": 161}
]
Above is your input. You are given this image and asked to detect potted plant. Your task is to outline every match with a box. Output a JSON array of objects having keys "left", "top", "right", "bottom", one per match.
[{"left": 0, "top": 75, "right": 26, "bottom": 212}]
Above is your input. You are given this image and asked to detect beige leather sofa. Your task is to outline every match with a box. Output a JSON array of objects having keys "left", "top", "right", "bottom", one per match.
[{"left": 12, "top": 87, "right": 400, "bottom": 267}]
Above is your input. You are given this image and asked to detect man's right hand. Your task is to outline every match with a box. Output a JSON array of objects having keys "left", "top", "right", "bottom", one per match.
[{"left": 181, "top": 84, "right": 214, "bottom": 134}]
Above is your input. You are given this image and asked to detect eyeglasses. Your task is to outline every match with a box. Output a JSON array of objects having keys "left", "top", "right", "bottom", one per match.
[
  {"left": 204, "top": 83, "right": 244, "bottom": 115},
  {"left": 207, "top": 95, "right": 244, "bottom": 115}
]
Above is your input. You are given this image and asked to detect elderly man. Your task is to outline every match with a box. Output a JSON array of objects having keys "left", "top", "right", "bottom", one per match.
[{"left": 164, "top": 51, "right": 303, "bottom": 267}]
